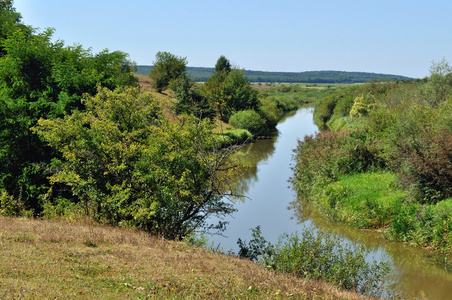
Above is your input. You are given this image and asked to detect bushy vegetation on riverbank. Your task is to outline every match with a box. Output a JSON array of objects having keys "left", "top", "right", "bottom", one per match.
[
  {"left": 0, "top": 1, "right": 342, "bottom": 241},
  {"left": 0, "top": 3, "right": 246, "bottom": 240},
  {"left": 292, "top": 61, "right": 452, "bottom": 256},
  {"left": 237, "top": 226, "right": 391, "bottom": 298}
]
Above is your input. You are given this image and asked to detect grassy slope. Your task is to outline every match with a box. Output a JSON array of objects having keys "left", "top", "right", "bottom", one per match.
[
  {"left": 135, "top": 74, "right": 231, "bottom": 132},
  {"left": 0, "top": 216, "right": 371, "bottom": 299}
]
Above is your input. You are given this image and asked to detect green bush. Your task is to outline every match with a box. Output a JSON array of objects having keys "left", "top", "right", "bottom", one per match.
[
  {"left": 291, "top": 129, "right": 387, "bottom": 204},
  {"left": 314, "top": 93, "right": 340, "bottom": 124},
  {"left": 0, "top": 190, "right": 25, "bottom": 216},
  {"left": 388, "top": 198, "right": 452, "bottom": 251},
  {"left": 258, "top": 98, "right": 281, "bottom": 129},
  {"left": 229, "top": 110, "right": 268, "bottom": 135},
  {"left": 238, "top": 227, "right": 391, "bottom": 297},
  {"left": 213, "top": 129, "right": 252, "bottom": 148},
  {"left": 41, "top": 197, "right": 86, "bottom": 221},
  {"left": 33, "top": 87, "right": 240, "bottom": 240},
  {"left": 223, "top": 129, "right": 252, "bottom": 143}
]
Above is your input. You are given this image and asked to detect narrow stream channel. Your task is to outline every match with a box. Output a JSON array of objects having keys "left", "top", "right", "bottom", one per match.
[{"left": 210, "top": 106, "right": 452, "bottom": 299}]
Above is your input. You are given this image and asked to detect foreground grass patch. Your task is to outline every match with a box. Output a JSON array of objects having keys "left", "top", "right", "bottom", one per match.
[{"left": 0, "top": 217, "right": 370, "bottom": 299}]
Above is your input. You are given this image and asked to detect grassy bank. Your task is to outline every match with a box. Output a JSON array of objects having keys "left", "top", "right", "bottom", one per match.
[
  {"left": 301, "top": 170, "right": 452, "bottom": 256},
  {"left": 292, "top": 74, "right": 452, "bottom": 257},
  {"left": 0, "top": 216, "right": 372, "bottom": 299}
]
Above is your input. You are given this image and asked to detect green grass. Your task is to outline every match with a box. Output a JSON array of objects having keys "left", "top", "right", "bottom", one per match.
[
  {"left": 213, "top": 129, "right": 253, "bottom": 148},
  {"left": 311, "top": 171, "right": 452, "bottom": 256},
  {"left": 317, "top": 172, "right": 406, "bottom": 228},
  {"left": 387, "top": 197, "right": 452, "bottom": 252}
]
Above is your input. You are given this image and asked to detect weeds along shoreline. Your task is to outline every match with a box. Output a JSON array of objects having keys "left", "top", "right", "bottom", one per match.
[{"left": 292, "top": 75, "right": 452, "bottom": 261}]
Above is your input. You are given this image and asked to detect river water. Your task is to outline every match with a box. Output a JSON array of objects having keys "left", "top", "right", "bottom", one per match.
[{"left": 210, "top": 106, "right": 452, "bottom": 299}]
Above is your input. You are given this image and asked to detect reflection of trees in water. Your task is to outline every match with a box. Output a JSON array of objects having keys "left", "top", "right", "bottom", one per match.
[
  {"left": 289, "top": 199, "right": 452, "bottom": 298},
  {"left": 230, "top": 138, "right": 276, "bottom": 198}
]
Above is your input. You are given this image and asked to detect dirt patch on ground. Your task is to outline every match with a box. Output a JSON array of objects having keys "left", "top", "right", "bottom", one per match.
[
  {"left": 135, "top": 74, "right": 153, "bottom": 92},
  {"left": 250, "top": 84, "right": 273, "bottom": 91}
]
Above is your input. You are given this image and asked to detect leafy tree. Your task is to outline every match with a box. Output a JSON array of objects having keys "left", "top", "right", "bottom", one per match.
[
  {"left": 0, "top": 0, "right": 30, "bottom": 57},
  {"left": 349, "top": 94, "right": 376, "bottom": 118},
  {"left": 215, "top": 55, "right": 231, "bottom": 73},
  {"left": 203, "top": 60, "right": 258, "bottom": 121},
  {"left": 34, "top": 87, "right": 242, "bottom": 239},
  {"left": 149, "top": 51, "right": 187, "bottom": 92},
  {"left": 223, "top": 69, "right": 258, "bottom": 111},
  {"left": 0, "top": 16, "right": 138, "bottom": 211},
  {"left": 424, "top": 58, "right": 452, "bottom": 106},
  {"left": 170, "top": 75, "right": 215, "bottom": 119}
]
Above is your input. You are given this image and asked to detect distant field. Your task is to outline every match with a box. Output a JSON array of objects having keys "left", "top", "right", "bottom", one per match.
[
  {"left": 250, "top": 82, "right": 357, "bottom": 89},
  {"left": 136, "top": 65, "right": 413, "bottom": 84}
]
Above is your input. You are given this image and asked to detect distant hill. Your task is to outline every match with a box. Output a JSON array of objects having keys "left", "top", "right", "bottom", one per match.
[{"left": 135, "top": 65, "right": 413, "bottom": 83}]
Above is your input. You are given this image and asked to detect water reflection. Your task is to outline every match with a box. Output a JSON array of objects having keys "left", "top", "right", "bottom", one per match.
[
  {"left": 211, "top": 106, "right": 317, "bottom": 251},
  {"left": 230, "top": 138, "right": 276, "bottom": 198}
]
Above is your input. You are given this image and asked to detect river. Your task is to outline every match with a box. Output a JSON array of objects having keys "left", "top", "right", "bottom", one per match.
[{"left": 210, "top": 106, "right": 452, "bottom": 299}]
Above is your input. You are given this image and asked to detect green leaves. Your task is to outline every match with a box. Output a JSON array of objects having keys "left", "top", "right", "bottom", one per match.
[
  {"left": 238, "top": 228, "right": 391, "bottom": 297},
  {"left": 229, "top": 110, "right": 267, "bottom": 135},
  {"left": 0, "top": 21, "right": 138, "bottom": 210},
  {"left": 34, "top": 87, "right": 239, "bottom": 239},
  {"left": 202, "top": 66, "right": 258, "bottom": 121},
  {"left": 149, "top": 51, "right": 187, "bottom": 92}
]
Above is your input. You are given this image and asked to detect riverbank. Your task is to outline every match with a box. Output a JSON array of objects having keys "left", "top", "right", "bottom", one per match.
[
  {"left": 0, "top": 216, "right": 370, "bottom": 299},
  {"left": 292, "top": 79, "right": 452, "bottom": 259}
]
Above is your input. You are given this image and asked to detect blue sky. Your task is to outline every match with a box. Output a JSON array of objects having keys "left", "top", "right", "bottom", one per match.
[{"left": 13, "top": 0, "right": 452, "bottom": 78}]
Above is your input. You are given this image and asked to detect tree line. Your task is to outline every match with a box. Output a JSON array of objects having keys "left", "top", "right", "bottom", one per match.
[{"left": 136, "top": 65, "right": 413, "bottom": 83}]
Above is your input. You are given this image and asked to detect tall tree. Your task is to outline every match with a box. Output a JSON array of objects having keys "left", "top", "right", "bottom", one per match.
[
  {"left": 203, "top": 60, "right": 258, "bottom": 121},
  {"left": 149, "top": 51, "right": 187, "bottom": 92},
  {"left": 215, "top": 55, "right": 231, "bottom": 73},
  {"left": 0, "top": 0, "right": 30, "bottom": 57}
]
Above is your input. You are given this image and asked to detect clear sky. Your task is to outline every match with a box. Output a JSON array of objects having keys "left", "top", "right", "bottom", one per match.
[{"left": 12, "top": 0, "right": 452, "bottom": 78}]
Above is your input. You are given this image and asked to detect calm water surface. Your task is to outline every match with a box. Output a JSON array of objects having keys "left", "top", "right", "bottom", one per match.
[{"left": 210, "top": 107, "right": 452, "bottom": 299}]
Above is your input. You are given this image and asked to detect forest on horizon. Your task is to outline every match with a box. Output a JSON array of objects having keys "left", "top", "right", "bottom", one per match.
[{"left": 135, "top": 65, "right": 414, "bottom": 83}]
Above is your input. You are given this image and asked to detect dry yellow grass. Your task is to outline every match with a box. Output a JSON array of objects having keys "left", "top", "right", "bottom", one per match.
[
  {"left": 135, "top": 74, "right": 178, "bottom": 123},
  {"left": 135, "top": 74, "right": 234, "bottom": 133},
  {"left": 0, "top": 216, "right": 373, "bottom": 299}
]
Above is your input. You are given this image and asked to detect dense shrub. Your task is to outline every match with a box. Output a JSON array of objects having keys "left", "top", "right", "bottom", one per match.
[
  {"left": 0, "top": 24, "right": 137, "bottom": 213},
  {"left": 238, "top": 227, "right": 391, "bottom": 297},
  {"left": 33, "top": 87, "right": 241, "bottom": 240},
  {"left": 258, "top": 98, "right": 281, "bottom": 129},
  {"left": 292, "top": 129, "right": 386, "bottom": 202},
  {"left": 213, "top": 129, "right": 252, "bottom": 148},
  {"left": 383, "top": 100, "right": 452, "bottom": 203},
  {"left": 314, "top": 94, "right": 339, "bottom": 124},
  {"left": 293, "top": 66, "right": 452, "bottom": 255},
  {"left": 0, "top": 190, "right": 25, "bottom": 216},
  {"left": 388, "top": 198, "right": 452, "bottom": 252},
  {"left": 229, "top": 110, "right": 268, "bottom": 135}
]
